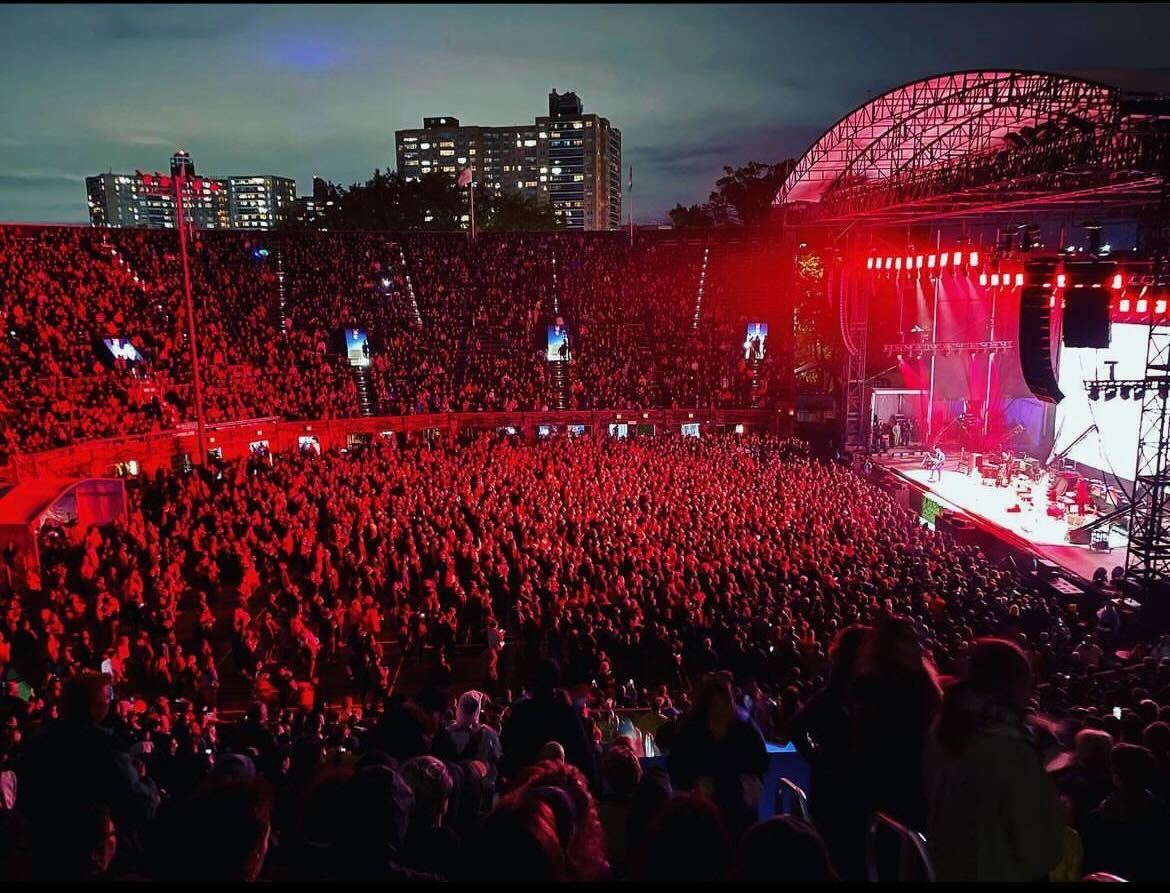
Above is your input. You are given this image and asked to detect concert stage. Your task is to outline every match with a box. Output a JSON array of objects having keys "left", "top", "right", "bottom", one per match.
[{"left": 876, "top": 455, "right": 1129, "bottom": 584}]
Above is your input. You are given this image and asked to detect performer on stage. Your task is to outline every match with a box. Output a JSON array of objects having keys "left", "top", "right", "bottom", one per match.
[
  {"left": 927, "top": 445, "right": 945, "bottom": 483},
  {"left": 1074, "top": 477, "right": 1092, "bottom": 515}
]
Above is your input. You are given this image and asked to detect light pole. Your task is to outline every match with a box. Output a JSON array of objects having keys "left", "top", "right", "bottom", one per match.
[{"left": 137, "top": 158, "right": 212, "bottom": 465}]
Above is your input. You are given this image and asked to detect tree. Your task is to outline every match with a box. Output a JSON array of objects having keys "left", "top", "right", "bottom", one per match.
[
  {"left": 667, "top": 203, "right": 714, "bottom": 229},
  {"left": 481, "top": 191, "right": 563, "bottom": 231},
  {"left": 705, "top": 160, "right": 795, "bottom": 228}
]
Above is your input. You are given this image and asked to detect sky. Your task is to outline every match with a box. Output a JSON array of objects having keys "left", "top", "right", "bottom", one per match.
[{"left": 3, "top": 3, "right": 1170, "bottom": 225}]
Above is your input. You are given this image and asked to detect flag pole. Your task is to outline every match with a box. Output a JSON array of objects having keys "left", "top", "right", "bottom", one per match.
[
  {"left": 627, "top": 165, "right": 633, "bottom": 246},
  {"left": 469, "top": 177, "right": 475, "bottom": 241}
]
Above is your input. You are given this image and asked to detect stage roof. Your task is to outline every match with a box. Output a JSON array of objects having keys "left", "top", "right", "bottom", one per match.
[{"left": 774, "top": 70, "right": 1169, "bottom": 226}]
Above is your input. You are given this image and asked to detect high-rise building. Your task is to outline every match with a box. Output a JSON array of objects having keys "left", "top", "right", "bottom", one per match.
[
  {"left": 85, "top": 151, "right": 295, "bottom": 230},
  {"left": 85, "top": 171, "right": 229, "bottom": 230},
  {"left": 228, "top": 175, "right": 297, "bottom": 230},
  {"left": 394, "top": 91, "right": 621, "bottom": 231},
  {"left": 293, "top": 176, "right": 336, "bottom": 228},
  {"left": 537, "top": 90, "right": 622, "bottom": 231}
]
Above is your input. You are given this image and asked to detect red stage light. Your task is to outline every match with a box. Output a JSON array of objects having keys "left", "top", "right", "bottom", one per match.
[
  {"left": 916, "top": 255, "right": 923, "bottom": 269},
  {"left": 1056, "top": 274, "right": 1067, "bottom": 288},
  {"left": 866, "top": 257, "right": 874, "bottom": 269},
  {"left": 1015, "top": 273, "right": 1024, "bottom": 287},
  {"left": 142, "top": 173, "right": 152, "bottom": 186},
  {"left": 979, "top": 273, "right": 988, "bottom": 286},
  {"left": 1158, "top": 300, "right": 1168, "bottom": 315},
  {"left": 1049, "top": 295, "right": 1056, "bottom": 308},
  {"left": 940, "top": 253, "right": 949, "bottom": 267},
  {"left": 1119, "top": 299, "right": 1131, "bottom": 312},
  {"left": 885, "top": 257, "right": 893, "bottom": 270},
  {"left": 928, "top": 254, "right": 936, "bottom": 268},
  {"left": 895, "top": 258, "right": 902, "bottom": 270},
  {"left": 969, "top": 251, "right": 979, "bottom": 267},
  {"left": 991, "top": 273, "right": 1000, "bottom": 286},
  {"left": 160, "top": 177, "right": 171, "bottom": 188},
  {"left": 905, "top": 256, "right": 913, "bottom": 270},
  {"left": 1112, "top": 273, "right": 1123, "bottom": 290},
  {"left": 952, "top": 251, "right": 962, "bottom": 266},
  {"left": 1137, "top": 299, "right": 1149, "bottom": 313}
]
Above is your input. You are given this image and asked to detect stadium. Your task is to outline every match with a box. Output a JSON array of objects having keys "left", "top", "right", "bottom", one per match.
[{"left": 2, "top": 60, "right": 1170, "bottom": 883}]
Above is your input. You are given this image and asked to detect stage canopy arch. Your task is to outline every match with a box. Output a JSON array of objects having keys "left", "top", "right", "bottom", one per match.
[{"left": 774, "top": 70, "right": 1124, "bottom": 220}]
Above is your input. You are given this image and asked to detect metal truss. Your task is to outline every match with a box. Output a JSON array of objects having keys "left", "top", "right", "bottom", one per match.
[
  {"left": 883, "top": 340, "right": 1014, "bottom": 357},
  {"left": 840, "top": 266, "right": 869, "bottom": 449},
  {"left": 1128, "top": 327, "right": 1170, "bottom": 587},
  {"left": 775, "top": 70, "right": 1170, "bottom": 227}
]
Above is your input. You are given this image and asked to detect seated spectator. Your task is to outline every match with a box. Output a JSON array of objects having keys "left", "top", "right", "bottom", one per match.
[
  {"left": 730, "top": 815, "right": 838, "bottom": 882},
  {"left": 156, "top": 778, "right": 273, "bottom": 883},
  {"left": 458, "top": 791, "right": 567, "bottom": 882},
  {"left": 1052, "top": 729, "right": 1116, "bottom": 828},
  {"left": 399, "top": 755, "right": 458, "bottom": 878},
  {"left": 1082, "top": 743, "right": 1170, "bottom": 881},
  {"left": 632, "top": 792, "right": 731, "bottom": 882},
  {"left": 597, "top": 742, "right": 642, "bottom": 873}
]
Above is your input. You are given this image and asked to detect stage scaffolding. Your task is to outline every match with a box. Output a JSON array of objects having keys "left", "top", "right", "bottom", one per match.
[{"left": 780, "top": 69, "right": 1170, "bottom": 583}]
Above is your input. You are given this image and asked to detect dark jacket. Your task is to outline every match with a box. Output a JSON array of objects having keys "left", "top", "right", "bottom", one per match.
[
  {"left": 667, "top": 715, "right": 768, "bottom": 836},
  {"left": 500, "top": 691, "right": 596, "bottom": 787},
  {"left": 15, "top": 719, "right": 160, "bottom": 833}
]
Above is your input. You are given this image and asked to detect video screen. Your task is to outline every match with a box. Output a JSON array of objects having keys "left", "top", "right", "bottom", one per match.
[
  {"left": 344, "top": 328, "right": 371, "bottom": 367},
  {"left": 103, "top": 338, "right": 144, "bottom": 363},
  {"left": 298, "top": 435, "right": 321, "bottom": 455},
  {"left": 743, "top": 322, "right": 768, "bottom": 360},
  {"left": 1053, "top": 322, "right": 1153, "bottom": 481},
  {"left": 537, "top": 425, "right": 556, "bottom": 438},
  {"left": 608, "top": 423, "right": 629, "bottom": 439},
  {"left": 567, "top": 424, "right": 586, "bottom": 437},
  {"left": 547, "top": 324, "right": 570, "bottom": 361},
  {"left": 681, "top": 423, "right": 700, "bottom": 438}
]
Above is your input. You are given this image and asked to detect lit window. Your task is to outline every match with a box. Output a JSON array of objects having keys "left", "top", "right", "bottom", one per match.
[
  {"left": 420, "top": 142, "right": 431, "bottom": 150},
  {"left": 524, "top": 139, "right": 537, "bottom": 147}
]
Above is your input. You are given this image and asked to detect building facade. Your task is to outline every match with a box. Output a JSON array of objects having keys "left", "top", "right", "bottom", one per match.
[
  {"left": 228, "top": 176, "right": 296, "bottom": 230},
  {"left": 86, "top": 151, "right": 295, "bottom": 230},
  {"left": 394, "top": 91, "right": 621, "bottom": 231}
]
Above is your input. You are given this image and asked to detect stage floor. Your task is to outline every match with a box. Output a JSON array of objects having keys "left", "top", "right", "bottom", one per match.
[{"left": 877, "top": 456, "right": 1127, "bottom": 583}]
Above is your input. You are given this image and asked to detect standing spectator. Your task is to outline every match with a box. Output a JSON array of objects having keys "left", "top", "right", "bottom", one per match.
[
  {"left": 432, "top": 689, "right": 502, "bottom": 793},
  {"left": 924, "top": 638, "right": 1064, "bottom": 882},
  {"left": 790, "top": 623, "right": 872, "bottom": 879},
  {"left": 15, "top": 672, "right": 159, "bottom": 839},
  {"left": 849, "top": 617, "right": 941, "bottom": 832},
  {"left": 667, "top": 673, "right": 768, "bottom": 840},
  {"left": 500, "top": 659, "right": 596, "bottom": 789}
]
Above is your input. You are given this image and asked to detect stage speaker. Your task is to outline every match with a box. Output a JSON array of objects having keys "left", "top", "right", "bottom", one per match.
[
  {"left": 1018, "top": 260, "right": 1064, "bottom": 403},
  {"left": 1062, "top": 261, "right": 1114, "bottom": 349}
]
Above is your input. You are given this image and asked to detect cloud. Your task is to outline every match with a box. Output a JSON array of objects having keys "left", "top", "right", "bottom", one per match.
[
  {"left": 91, "top": 6, "right": 252, "bottom": 41},
  {"left": 0, "top": 170, "right": 87, "bottom": 188},
  {"left": 120, "top": 134, "right": 175, "bottom": 147}
]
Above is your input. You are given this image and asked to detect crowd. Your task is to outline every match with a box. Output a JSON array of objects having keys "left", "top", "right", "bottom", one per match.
[
  {"left": 0, "top": 226, "right": 786, "bottom": 461},
  {"left": 0, "top": 431, "right": 1168, "bottom": 881}
]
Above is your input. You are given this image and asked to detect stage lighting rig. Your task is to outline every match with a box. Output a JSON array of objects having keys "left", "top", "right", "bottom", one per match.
[{"left": 1088, "top": 385, "right": 1101, "bottom": 401}]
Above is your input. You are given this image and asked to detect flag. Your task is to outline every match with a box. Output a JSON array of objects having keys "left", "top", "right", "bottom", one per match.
[{"left": 457, "top": 166, "right": 473, "bottom": 188}]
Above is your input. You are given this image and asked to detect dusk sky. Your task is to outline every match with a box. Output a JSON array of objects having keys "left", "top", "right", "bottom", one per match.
[{"left": 3, "top": 3, "right": 1170, "bottom": 225}]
